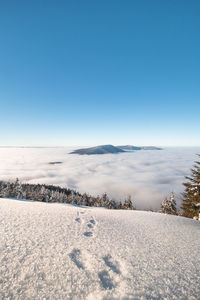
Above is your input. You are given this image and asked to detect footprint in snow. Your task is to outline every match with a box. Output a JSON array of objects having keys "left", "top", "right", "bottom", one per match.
[
  {"left": 75, "top": 217, "right": 81, "bottom": 223},
  {"left": 103, "top": 255, "right": 121, "bottom": 274},
  {"left": 87, "top": 218, "right": 96, "bottom": 229},
  {"left": 83, "top": 231, "right": 93, "bottom": 237},
  {"left": 98, "top": 270, "right": 115, "bottom": 290},
  {"left": 69, "top": 248, "right": 84, "bottom": 270}
]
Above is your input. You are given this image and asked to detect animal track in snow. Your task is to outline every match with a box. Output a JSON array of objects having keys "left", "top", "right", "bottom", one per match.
[
  {"left": 89, "top": 219, "right": 95, "bottom": 225},
  {"left": 97, "top": 255, "right": 122, "bottom": 291},
  {"left": 103, "top": 255, "right": 121, "bottom": 274},
  {"left": 84, "top": 217, "right": 96, "bottom": 237},
  {"left": 98, "top": 270, "right": 115, "bottom": 290},
  {"left": 75, "top": 217, "right": 81, "bottom": 223},
  {"left": 83, "top": 231, "right": 93, "bottom": 237},
  {"left": 69, "top": 248, "right": 84, "bottom": 270}
]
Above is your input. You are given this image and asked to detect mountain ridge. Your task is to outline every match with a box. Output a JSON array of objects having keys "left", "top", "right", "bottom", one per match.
[
  {"left": 70, "top": 144, "right": 162, "bottom": 155},
  {"left": 70, "top": 144, "right": 125, "bottom": 155}
]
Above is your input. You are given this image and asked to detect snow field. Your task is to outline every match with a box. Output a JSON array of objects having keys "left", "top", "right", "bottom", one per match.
[{"left": 0, "top": 198, "right": 200, "bottom": 299}]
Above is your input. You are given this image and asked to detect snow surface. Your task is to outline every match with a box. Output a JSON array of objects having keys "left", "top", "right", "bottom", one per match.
[{"left": 0, "top": 198, "right": 200, "bottom": 299}]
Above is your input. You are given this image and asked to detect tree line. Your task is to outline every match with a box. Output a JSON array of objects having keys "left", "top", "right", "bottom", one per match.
[{"left": 0, "top": 179, "right": 134, "bottom": 210}]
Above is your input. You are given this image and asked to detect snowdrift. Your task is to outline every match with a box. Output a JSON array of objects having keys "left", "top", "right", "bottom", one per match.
[{"left": 0, "top": 198, "right": 199, "bottom": 299}]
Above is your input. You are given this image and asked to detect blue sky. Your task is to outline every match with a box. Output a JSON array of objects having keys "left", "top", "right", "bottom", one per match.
[{"left": 0, "top": 0, "right": 199, "bottom": 146}]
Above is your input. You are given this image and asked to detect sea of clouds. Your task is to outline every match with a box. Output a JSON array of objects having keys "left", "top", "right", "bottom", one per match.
[{"left": 0, "top": 147, "right": 199, "bottom": 210}]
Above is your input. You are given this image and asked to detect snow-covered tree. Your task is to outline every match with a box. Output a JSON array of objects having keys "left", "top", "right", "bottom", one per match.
[
  {"left": 68, "top": 191, "right": 77, "bottom": 204},
  {"left": 101, "top": 193, "right": 109, "bottom": 207},
  {"left": 117, "top": 201, "right": 123, "bottom": 209},
  {"left": 94, "top": 195, "right": 101, "bottom": 207},
  {"left": 168, "top": 192, "right": 177, "bottom": 215},
  {"left": 80, "top": 193, "right": 88, "bottom": 206},
  {"left": 14, "top": 178, "right": 23, "bottom": 199},
  {"left": 160, "top": 193, "right": 177, "bottom": 215},
  {"left": 123, "top": 195, "right": 134, "bottom": 210},
  {"left": 182, "top": 154, "right": 200, "bottom": 218},
  {"left": 0, "top": 182, "right": 10, "bottom": 198},
  {"left": 160, "top": 197, "right": 169, "bottom": 214}
]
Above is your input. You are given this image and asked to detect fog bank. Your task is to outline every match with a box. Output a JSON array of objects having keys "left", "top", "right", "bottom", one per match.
[{"left": 0, "top": 147, "right": 199, "bottom": 210}]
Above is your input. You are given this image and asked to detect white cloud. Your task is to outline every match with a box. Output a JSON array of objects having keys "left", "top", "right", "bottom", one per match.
[{"left": 0, "top": 147, "right": 199, "bottom": 210}]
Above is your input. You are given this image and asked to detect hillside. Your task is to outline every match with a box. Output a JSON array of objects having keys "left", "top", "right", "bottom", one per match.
[
  {"left": 0, "top": 198, "right": 200, "bottom": 299},
  {"left": 70, "top": 144, "right": 125, "bottom": 155}
]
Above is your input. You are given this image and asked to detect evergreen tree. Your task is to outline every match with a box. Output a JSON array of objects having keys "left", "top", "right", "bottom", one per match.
[
  {"left": 101, "top": 193, "right": 108, "bottom": 207},
  {"left": 110, "top": 199, "right": 117, "bottom": 209},
  {"left": 168, "top": 192, "right": 177, "bottom": 215},
  {"left": 14, "top": 178, "right": 23, "bottom": 199},
  {"left": 182, "top": 154, "right": 200, "bottom": 218},
  {"left": 70, "top": 191, "right": 77, "bottom": 205},
  {"left": 123, "top": 195, "right": 134, "bottom": 210},
  {"left": 0, "top": 182, "right": 10, "bottom": 198},
  {"left": 82, "top": 193, "right": 88, "bottom": 206},
  {"left": 94, "top": 195, "right": 101, "bottom": 207},
  {"left": 160, "top": 193, "right": 177, "bottom": 215},
  {"left": 160, "top": 197, "right": 170, "bottom": 214},
  {"left": 39, "top": 186, "right": 46, "bottom": 202},
  {"left": 117, "top": 201, "right": 123, "bottom": 209}
]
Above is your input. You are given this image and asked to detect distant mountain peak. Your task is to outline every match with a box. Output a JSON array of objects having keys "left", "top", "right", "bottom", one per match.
[
  {"left": 70, "top": 145, "right": 125, "bottom": 155},
  {"left": 70, "top": 144, "right": 163, "bottom": 155}
]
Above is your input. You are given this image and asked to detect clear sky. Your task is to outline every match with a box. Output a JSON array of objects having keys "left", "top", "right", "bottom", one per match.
[{"left": 0, "top": 0, "right": 199, "bottom": 147}]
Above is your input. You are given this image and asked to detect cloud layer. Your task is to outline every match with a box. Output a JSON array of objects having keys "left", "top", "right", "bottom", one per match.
[{"left": 0, "top": 147, "right": 199, "bottom": 210}]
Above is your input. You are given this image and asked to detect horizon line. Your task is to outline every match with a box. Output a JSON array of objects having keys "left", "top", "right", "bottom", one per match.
[{"left": 0, "top": 145, "right": 200, "bottom": 148}]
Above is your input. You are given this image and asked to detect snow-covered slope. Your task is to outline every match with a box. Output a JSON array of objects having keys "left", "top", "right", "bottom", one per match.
[{"left": 0, "top": 198, "right": 199, "bottom": 299}]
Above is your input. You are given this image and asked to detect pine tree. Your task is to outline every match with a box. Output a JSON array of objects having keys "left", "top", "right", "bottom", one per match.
[
  {"left": 168, "top": 192, "right": 177, "bottom": 215},
  {"left": 94, "top": 195, "right": 101, "bottom": 207},
  {"left": 123, "top": 195, "right": 134, "bottom": 210},
  {"left": 182, "top": 154, "right": 200, "bottom": 218},
  {"left": 82, "top": 193, "right": 88, "bottom": 206},
  {"left": 117, "top": 201, "right": 123, "bottom": 209},
  {"left": 39, "top": 186, "right": 46, "bottom": 202},
  {"left": 101, "top": 193, "right": 109, "bottom": 207},
  {"left": 0, "top": 182, "right": 10, "bottom": 198},
  {"left": 70, "top": 191, "right": 77, "bottom": 205},
  {"left": 160, "top": 193, "right": 177, "bottom": 215},
  {"left": 14, "top": 178, "right": 23, "bottom": 199},
  {"left": 160, "top": 197, "right": 170, "bottom": 214}
]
